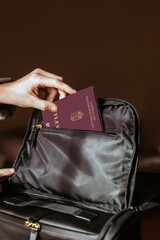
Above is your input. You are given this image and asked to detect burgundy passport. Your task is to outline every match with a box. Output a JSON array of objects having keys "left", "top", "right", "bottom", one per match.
[{"left": 41, "top": 86, "right": 103, "bottom": 131}]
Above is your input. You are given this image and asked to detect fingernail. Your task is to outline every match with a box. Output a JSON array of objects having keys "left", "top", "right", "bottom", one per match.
[
  {"left": 73, "top": 89, "right": 77, "bottom": 93},
  {"left": 51, "top": 106, "right": 58, "bottom": 112},
  {"left": 9, "top": 168, "right": 15, "bottom": 173}
]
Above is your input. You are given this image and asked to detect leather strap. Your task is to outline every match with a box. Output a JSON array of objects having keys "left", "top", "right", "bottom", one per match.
[
  {"left": 25, "top": 200, "right": 97, "bottom": 221},
  {"left": 138, "top": 201, "right": 160, "bottom": 211},
  {"left": 26, "top": 208, "right": 53, "bottom": 240},
  {"left": 137, "top": 193, "right": 160, "bottom": 212},
  {"left": 29, "top": 228, "right": 38, "bottom": 240},
  {"left": 4, "top": 197, "right": 97, "bottom": 240},
  {"left": 4, "top": 197, "right": 97, "bottom": 221},
  {"left": 25, "top": 201, "right": 97, "bottom": 240}
]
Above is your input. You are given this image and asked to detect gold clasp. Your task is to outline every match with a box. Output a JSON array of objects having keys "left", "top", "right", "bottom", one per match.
[
  {"left": 25, "top": 220, "right": 41, "bottom": 230},
  {"left": 128, "top": 206, "right": 135, "bottom": 210},
  {"left": 36, "top": 124, "right": 43, "bottom": 129},
  {"left": 32, "top": 222, "right": 41, "bottom": 229},
  {"left": 25, "top": 220, "right": 32, "bottom": 227}
]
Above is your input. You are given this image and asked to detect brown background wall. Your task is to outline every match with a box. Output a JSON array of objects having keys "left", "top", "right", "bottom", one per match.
[
  {"left": 0, "top": 1, "right": 160, "bottom": 239},
  {"left": 0, "top": 0, "right": 160, "bottom": 132}
]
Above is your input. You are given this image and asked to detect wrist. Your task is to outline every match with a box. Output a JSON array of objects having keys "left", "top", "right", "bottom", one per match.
[
  {"left": 0, "top": 83, "right": 16, "bottom": 120},
  {"left": 0, "top": 77, "right": 13, "bottom": 105},
  {"left": 0, "top": 83, "right": 11, "bottom": 105}
]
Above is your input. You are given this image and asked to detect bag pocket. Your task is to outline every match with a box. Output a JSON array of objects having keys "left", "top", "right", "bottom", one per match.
[{"left": 10, "top": 127, "right": 134, "bottom": 212}]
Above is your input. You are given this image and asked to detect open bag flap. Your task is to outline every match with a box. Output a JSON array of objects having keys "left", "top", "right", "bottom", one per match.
[{"left": 8, "top": 98, "right": 140, "bottom": 213}]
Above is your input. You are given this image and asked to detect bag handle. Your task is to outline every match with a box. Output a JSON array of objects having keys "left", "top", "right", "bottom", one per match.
[
  {"left": 137, "top": 193, "right": 160, "bottom": 212},
  {"left": 98, "top": 193, "right": 160, "bottom": 240}
]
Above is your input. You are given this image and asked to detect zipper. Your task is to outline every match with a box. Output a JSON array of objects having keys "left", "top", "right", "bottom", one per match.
[
  {"left": 12, "top": 122, "right": 120, "bottom": 170},
  {"left": 30, "top": 123, "right": 121, "bottom": 149},
  {"left": 34, "top": 123, "right": 120, "bottom": 135},
  {"left": 25, "top": 219, "right": 41, "bottom": 230},
  {"left": 128, "top": 206, "right": 136, "bottom": 210},
  {"left": 36, "top": 124, "right": 43, "bottom": 129},
  {"left": 30, "top": 124, "right": 43, "bottom": 148}
]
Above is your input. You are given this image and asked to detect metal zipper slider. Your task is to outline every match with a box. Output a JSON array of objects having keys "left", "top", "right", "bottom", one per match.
[
  {"left": 36, "top": 124, "right": 43, "bottom": 129},
  {"left": 25, "top": 220, "right": 32, "bottom": 227},
  {"left": 128, "top": 206, "right": 135, "bottom": 210},
  {"left": 25, "top": 220, "right": 41, "bottom": 230},
  {"left": 25, "top": 220, "right": 41, "bottom": 240},
  {"left": 31, "top": 124, "right": 43, "bottom": 148}
]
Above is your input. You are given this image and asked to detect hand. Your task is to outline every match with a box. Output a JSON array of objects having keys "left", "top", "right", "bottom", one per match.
[
  {"left": 0, "top": 69, "right": 77, "bottom": 193},
  {"left": 0, "top": 168, "right": 15, "bottom": 193},
  {"left": 0, "top": 68, "right": 77, "bottom": 112}
]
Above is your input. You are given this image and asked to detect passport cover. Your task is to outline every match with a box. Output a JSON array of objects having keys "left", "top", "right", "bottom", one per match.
[{"left": 41, "top": 86, "right": 103, "bottom": 131}]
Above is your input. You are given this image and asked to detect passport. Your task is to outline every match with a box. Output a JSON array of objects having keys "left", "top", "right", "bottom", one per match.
[{"left": 41, "top": 86, "right": 103, "bottom": 131}]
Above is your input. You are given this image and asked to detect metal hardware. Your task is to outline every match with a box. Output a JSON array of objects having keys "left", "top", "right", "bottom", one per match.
[
  {"left": 25, "top": 220, "right": 32, "bottom": 227},
  {"left": 25, "top": 220, "right": 41, "bottom": 230},
  {"left": 36, "top": 124, "right": 43, "bottom": 129},
  {"left": 128, "top": 206, "right": 135, "bottom": 210}
]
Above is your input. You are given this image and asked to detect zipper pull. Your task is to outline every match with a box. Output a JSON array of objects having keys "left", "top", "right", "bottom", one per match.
[
  {"left": 25, "top": 220, "right": 41, "bottom": 229},
  {"left": 36, "top": 124, "right": 43, "bottom": 129},
  {"left": 128, "top": 206, "right": 138, "bottom": 211},
  {"left": 128, "top": 206, "right": 135, "bottom": 210},
  {"left": 31, "top": 124, "right": 43, "bottom": 148},
  {"left": 25, "top": 220, "right": 41, "bottom": 240}
]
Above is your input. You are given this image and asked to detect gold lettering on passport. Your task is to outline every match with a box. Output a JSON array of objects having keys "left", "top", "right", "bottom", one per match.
[
  {"left": 46, "top": 122, "right": 50, "bottom": 127},
  {"left": 90, "top": 101, "right": 96, "bottom": 121},
  {"left": 86, "top": 95, "right": 94, "bottom": 128},
  {"left": 53, "top": 112, "right": 60, "bottom": 128},
  {"left": 70, "top": 111, "right": 84, "bottom": 121}
]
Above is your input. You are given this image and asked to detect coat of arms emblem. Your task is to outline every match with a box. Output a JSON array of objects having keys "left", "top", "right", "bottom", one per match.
[{"left": 70, "top": 111, "right": 84, "bottom": 121}]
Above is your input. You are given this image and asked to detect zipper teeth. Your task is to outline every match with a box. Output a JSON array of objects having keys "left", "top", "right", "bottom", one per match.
[{"left": 35, "top": 125, "right": 120, "bottom": 136}]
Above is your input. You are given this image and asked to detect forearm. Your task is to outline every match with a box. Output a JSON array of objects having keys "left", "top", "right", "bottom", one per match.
[
  {"left": 0, "top": 83, "right": 11, "bottom": 104},
  {"left": 0, "top": 78, "right": 16, "bottom": 120},
  {"left": 0, "top": 77, "right": 13, "bottom": 103},
  {"left": 0, "top": 68, "right": 77, "bottom": 119}
]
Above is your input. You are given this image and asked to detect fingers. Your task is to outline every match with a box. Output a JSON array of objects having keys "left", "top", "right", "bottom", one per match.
[
  {"left": 0, "top": 168, "right": 15, "bottom": 177},
  {"left": 46, "top": 88, "right": 58, "bottom": 102},
  {"left": 32, "top": 97, "right": 58, "bottom": 112},
  {"left": 58, "top": 89, "right": 67, "bottom": 99},
  {"left": 30, "top": 68, "right": 77, "bottom": 97},
  {"left": 31, "top": 68, "right": 63, "bottom": 81},
  {"left": 46, "top": 88, "right": 67, "bottom": 103},
  {"left": 34, "top": 75, "right": 77, "bottom": 95}
]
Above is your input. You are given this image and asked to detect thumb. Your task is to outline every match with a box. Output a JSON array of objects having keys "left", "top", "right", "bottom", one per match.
[
  {"left": 33, "top": 98, "right": 58, "bottom": 112},
  {"left": 0, "top": 168, "right": 15, "bottom": 178}
]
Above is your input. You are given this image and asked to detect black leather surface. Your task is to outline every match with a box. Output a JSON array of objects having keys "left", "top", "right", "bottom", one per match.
[
  {"left": 0, "top": 98, "right": 140, "bottom": 240},
  {"left": 9, "top": 98, "right": 139, "bottom": 213},
  {"left": 0, "top": 193, "right": 113, "bottom": 239}
]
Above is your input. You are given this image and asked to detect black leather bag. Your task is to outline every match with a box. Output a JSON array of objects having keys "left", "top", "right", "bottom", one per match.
[{"left": 0, "top": 98, "right": 142, "bottom": 240}]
